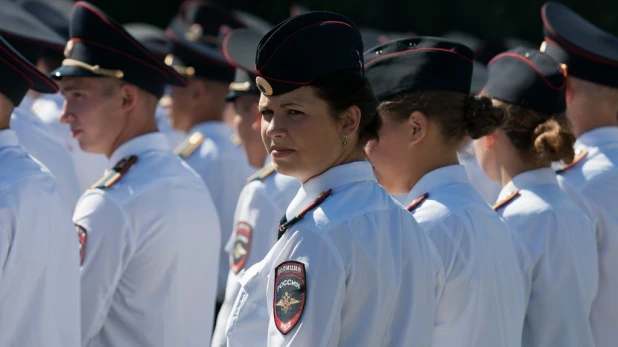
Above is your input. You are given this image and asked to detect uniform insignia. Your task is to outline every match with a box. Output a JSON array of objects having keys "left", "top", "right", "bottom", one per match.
[
  {"left": 278, "top": 189, "right": 333, "bottom": 240},
  {"left": 556, "top": 149, "right": 588, "bottom": 174},
  {"left": 76, "top": 224, "right": 87, "bottom": 265},
  {"left": 231, "top": 222, "right": 252, "bottom": 274},
  {"left": 90, "top": 155, "right": 138, "bottom": 190},
  {"left": 246, "top": 162, "right": 276, "bottom": 182},
  {"left": 406, "top": 193, "right": 429, "bottom": 212},
  {"left": 230, "top": 132, "right": 242, "bottom": 146},
  {"left": 174, "top": 132, "right": 205, "bottom": 158},
  {"left": 493, "top": 190, "right": 521, "bottom": 211},
  {"left": 273, "top": 261, "right": 306, "bottom": 335}
]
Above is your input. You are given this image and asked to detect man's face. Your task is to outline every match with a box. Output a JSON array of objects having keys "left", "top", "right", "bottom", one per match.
[{"left": 59, "top": 77, "right": 126, "bottom": 155}]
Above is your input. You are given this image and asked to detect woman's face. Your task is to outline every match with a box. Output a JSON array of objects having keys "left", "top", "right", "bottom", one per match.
[{"left": 259, "top": 86, "right": 344, "bottom": 183}]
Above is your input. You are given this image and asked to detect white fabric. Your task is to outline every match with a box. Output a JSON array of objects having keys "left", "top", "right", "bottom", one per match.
[
  {"left": 0, "top": 129, "right": 80, "bottom": 347},
  {"left": 497, "top": 168, "right": 598, "bottom": 347},
  {"left": 74, "top": 133, "right": 221, "bottom": 347},
  {"left": 11, "top": 105, "right": 81, "bottom": 210},
  {"left": 406, "top": 165, "right": 531, "bottom": 347},
  {"left": 211, "top": 164, "right": 299, "bottom": 347},
  {"left": 181, "top": 121, "right": 254, "bottom": 301},
  {"left": 458, "top": 143, "right": 502, "bottom": 203},
  {"left": 227, "top": 161, "right": 441, "bottom": 347},
  {"left": 557, "top": 126, "right": 618, "bottom": 347}
]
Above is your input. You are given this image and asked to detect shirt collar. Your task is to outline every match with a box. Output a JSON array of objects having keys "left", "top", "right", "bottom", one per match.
[
  {"left": 406, "top": 165, "right": 469, "bottom": 204},
  {"left": 0, "top": 129, "right": 19, "bottom": 148},
  {"left": 498, "top": 167, "right": 557, "bottom": 201},
  {"left": 108, "top": 132, "right": 170, "bottom": 168},
  {"left": 286, "top": 161, "right": 375, "bottom": 220},
  {"left": 577, "top": 126, "right": 618, "bottom": 148},
  {"left": 190, "top": 121, "right": 230, "bottom": 137}
]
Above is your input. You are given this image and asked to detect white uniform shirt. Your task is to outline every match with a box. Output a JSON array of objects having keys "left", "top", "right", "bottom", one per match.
[
  {"left": 74, "top": 133, "right": 221, "bottom": 347},
  {"left": 0, "top": 129, "right": 80, "bottom": 347},
  {"left": 495, "top": 168, "right": 598, "bottom": 347},
  {"left": 30, "top": 93, "right": 115, "bottom": 193},
  {"left": 11, "top": 106, "right": 81, "bottom": 210},
  {"left": 211, "top": 163, "right": 299, "bottom": 347},
  {"left": 405, "top": 165, "right": 530, "bottom": 347},
  {"left": 557, "top": 126, "right": 618, "bottom": 347},
  {"left": 458, "top": 142, "right": 502, "bottom": 203},
  {"left": 179, "top": 121, "right": 254, "bottom": 301},
  {"left": 227, "top": 161, "right": 440, "bottom": 347}
]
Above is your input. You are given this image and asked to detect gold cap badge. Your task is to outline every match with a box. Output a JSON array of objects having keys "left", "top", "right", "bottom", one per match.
[
  {"left": 540, "top": 41, "right": 547, "bottom": 52},
  {"left": 256, "top": 76, "right": 273, "bottom": 96}
]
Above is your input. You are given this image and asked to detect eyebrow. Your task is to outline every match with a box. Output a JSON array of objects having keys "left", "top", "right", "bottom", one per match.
[{"left": 60, "top": 85, "right": 86, "bottom": 93}]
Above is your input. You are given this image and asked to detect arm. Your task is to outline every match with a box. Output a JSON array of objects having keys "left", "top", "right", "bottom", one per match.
[{"left": 75, "top": 191, "right": 134, "bottom": 345}]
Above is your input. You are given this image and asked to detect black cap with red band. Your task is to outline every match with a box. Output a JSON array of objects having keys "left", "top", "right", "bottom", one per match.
[
  {"left": 364, "top": 37, "right": 474, "bottom": 101},
  {"left": 51, "top": 1, "right": 188, "bottom": 98},
  {"left": 254, "top": 11, "right": 364, "bottom": 97},
  {"left": 0, "top": 34, "right": 58, "bottom": 106},
  {"left": 222, "top": 28, "right": 263, "bottom": 101},
  {"left": 541, "top": 1, "right": 618, "bottom": 88},
  {"left": 485, "top": 48, "right": 567, "bottom": 114}
]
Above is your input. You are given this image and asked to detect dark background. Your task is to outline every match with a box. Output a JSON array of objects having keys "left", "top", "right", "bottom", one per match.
[{"left": 84, "top": 0, "right": 616, "bottom": 44}]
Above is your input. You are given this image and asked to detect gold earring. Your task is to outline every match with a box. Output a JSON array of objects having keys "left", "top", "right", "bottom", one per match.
[{"left": 342, "top": 135, "right": 348, "bottom": 147}]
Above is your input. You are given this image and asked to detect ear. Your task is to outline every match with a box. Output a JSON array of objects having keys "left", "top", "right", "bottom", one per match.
[
  {"left": 340, "top": 105, "right": 362, "bottom": 138},
  {"left": 120, "top": 83, "right": 139, "bottom": 113},
  {"left": 191, "top": 79, "right": 207, "bottom": 100},
  {"left": 482, "top": 132, "right": 497, "bottom": 150},
  {"left": 408, "top": 111, "right": 428, "bottom": 145}
]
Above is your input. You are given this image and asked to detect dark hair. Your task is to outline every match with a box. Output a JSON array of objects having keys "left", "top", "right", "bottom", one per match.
[
  {"left": 377, "top": 91, "right": 506, "bottom": 144},
  {"left": 311, "top": 70, "right": 381, "bottom": 146},
  {"left": 498, "top": 102, "right": 575, "bottom": 163}
]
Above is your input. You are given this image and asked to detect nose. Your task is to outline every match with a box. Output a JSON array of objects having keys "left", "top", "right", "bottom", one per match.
[
  {"left": 264, "top": 113, "right": 286, "bottom": 139},
  {"left": 59, "top": 100, "right": 73, "bottom": 124}
]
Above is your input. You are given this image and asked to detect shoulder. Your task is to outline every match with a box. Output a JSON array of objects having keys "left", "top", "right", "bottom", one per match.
[
  {"left": 0, "top": 148, "right": 54, "bottom": 192},
  {"left": 74, "top": 189, "right": 127, "bottom": 228}
]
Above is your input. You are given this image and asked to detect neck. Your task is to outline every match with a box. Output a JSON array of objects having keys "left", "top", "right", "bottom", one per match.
[
  {"left": 498, "top": 154, "right": 547, "bottom": 187},
  {"left": 188, "top": 102, "right": 225, "bottom": 130},
  {"left": 570, "top": 102, "right": 618, "bottom": 137},
  {"left": 0, "top": 96, "right": 14, "bottom": 128},
  {"left": 302, "top": 147, "right": 366, "bottom": 184},
  {"left": 106, "top": 116, "right": 159, "bottom": 158},
  {"left": 248, "top": 142, "right": 268, "bottom": 168},
  {"left": 388, "top": 148, "right": 459, "bottom": 195},
  {"left": 27, "top": 90, "right": 41, "bottom": 100}
]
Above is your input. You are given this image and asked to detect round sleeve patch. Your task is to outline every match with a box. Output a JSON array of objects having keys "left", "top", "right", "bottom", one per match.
[
  {"left": 273, "top": 261, "right": 306, "bottom": 335},
  {"left": 76, "top": 224, "right": 87, "bottom": 265},
  {"left": 231, "top": 221, "right": 252, "bottom": 274}
]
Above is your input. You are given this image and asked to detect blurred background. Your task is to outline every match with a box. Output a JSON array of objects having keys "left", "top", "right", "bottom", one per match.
[{"left": 25, "top": 0, "right": 618, "bottom": 47}]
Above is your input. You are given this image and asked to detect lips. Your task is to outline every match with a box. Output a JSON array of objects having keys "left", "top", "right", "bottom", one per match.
[
  {"left": 270, "top": 145, "right": 295, "bottom": 158},
  {"left": 71, "top": 129, "right": 83, "bottom": 138}
]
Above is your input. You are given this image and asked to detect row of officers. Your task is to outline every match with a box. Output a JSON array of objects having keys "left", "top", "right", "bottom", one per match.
[{"left": 0, "top": 0, "right": 617, "bottom": 346}]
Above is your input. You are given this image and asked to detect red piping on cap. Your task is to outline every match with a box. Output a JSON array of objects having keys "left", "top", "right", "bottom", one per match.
[
  {"left": 74, "top": 2, "right": 188, "bottom": 82},
  {"left": 72, "top": 38, "right": 170, "bottom": 76},
  {"left": 364, "top": 47, "right": 473, "bottom": 67},
  {"left": 256, "top": 20, "right": 354, "bottom": 74},
  {"left": 0, "top": 43, "right": 58, "bottom": 91},
  {"left": 488, "top": 52, "right": 565, "bottom": 90},
  {"left": 544, "top": 36, "right": 618, "bottom": 67},
  {"left": 221, "top": 32, "right": 238, "bottom": 67}
]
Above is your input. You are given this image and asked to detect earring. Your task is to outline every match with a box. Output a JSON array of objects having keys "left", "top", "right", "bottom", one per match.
[{"left": 342, "top": 135, "right": 348, "bottom": 147}]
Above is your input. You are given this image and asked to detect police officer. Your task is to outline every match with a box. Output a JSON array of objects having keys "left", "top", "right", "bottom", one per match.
[
  {"left": 51, "top": 2, "right": 221, "bottom": 345},
  {"left": 164, "top": 0, "right": 254, "bottom": 305},
  {"left": 211, "top": 28, "right": 300, "bottom": 347},
  {"left": 363, "top": 37, "right": 530, "bottom": 347},
  {"left": 226, "top": 12, "right": 440, "bottom": 346},
  {"left": 21, "top": 0, "right": 109, "bottom": 194},
  {"left": 540, "top": 3, "right": 618, "bottom": 346},
  {"left": 476, "top": 48, "right": 598, "bottom": 347},
  {"left": 0, "top": 34, "right": 80, "bottom": 347},
  {"left": 0, "top": 1, "right": 81, "bottom": 210}
]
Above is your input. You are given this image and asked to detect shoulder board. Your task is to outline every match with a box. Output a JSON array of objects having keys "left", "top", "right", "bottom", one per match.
[
  {"left": 230, "top": 132, "right": 242, "bottom": 146},
  {"left": 555, "top": 149, "right": 589, "bottom": 174},
  {"left": 90, "top": 155, "right": 138, "bottom": 190},
  {"left": 247, "top": 163, "right": 276, "bottom": 183},
  {"left": 406, "top": 193, "right": 429, "bottom": 212},
  {"left": 174, "top": 132, "right": 205, "bottom": 158},
  {"left": 493, "top": 190, "right": 520, "bottom": 211}
]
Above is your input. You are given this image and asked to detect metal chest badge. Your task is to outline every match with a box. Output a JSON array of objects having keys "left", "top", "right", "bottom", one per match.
[
  {"left": 273, "top": 261, "right": 306, "bottom": 334},
  {"left": 231, "top": 221, "right": 252, "bottom": 274}
]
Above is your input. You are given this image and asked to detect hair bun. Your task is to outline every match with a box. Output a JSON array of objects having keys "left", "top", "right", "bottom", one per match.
[{"left": 463, "top": 95, "right": 506, "bottom": 139}]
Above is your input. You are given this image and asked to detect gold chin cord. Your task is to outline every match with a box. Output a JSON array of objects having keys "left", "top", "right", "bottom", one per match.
[{"left": 61, "top": 59, "right": 124, "bottom": 79}]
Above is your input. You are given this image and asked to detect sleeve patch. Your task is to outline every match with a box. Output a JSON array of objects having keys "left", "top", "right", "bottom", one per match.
[{"left": 273, "top": 261, "right": 306, "bottom": 334}]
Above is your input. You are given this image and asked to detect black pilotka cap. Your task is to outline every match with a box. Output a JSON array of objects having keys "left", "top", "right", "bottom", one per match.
[
  {"left": 222, "top": 28, "right": 263, "bottom": 101},
  {"left": 21, "top": 1, "right": 70, "bottom": 63},
  {"left": 254, "top": 11, "right": 364, "bottom": 96},
  {"left": 364, "top": 37, "right": 474, "bottom": 101},
  {"left": 541, "top": 1, "right": 618, "bottom": 88},
  {"left": 50, "top": 1, "right": 188, "bottom": 98},
  {"left": 0, "top": 1, "right": 65, "bottom": 64},
  {"left": 485, "top": 48, "right": 567, "bottom": 115},
  {"left": 124, "top": 23, "right": 171, "bottom": 62},
  {"left": 165, "top": 1, "right": 245, "bottom": 82},
  {"left": 0, "top": 35, "right": 58, "bottom": 106}
]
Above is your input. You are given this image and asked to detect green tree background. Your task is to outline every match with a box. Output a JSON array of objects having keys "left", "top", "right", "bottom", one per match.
[{"left": 88, "top": 0, "right": 617, "bottom": 44}]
